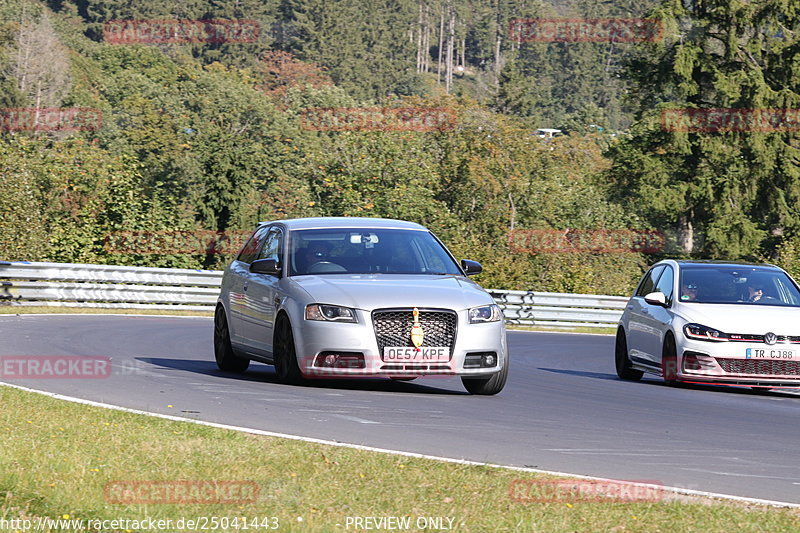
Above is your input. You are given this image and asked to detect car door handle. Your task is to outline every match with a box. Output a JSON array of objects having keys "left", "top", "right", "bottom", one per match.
[
  {"left": 243, "top": 282, "right": 248, "bottom": 291},
  {"left": 641, "top": 308, "right": 648, "bottom": 314}
]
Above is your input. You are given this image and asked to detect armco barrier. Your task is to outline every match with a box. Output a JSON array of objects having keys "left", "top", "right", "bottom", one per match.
[
  {"left": 487, "top": 289, "right": 627, "bottom": 328},
  {"left": 0, "top": 261, "right": 220, "bottom": 312},
  {"left": 0, "top": 261, "right": 626, "bottom": 327}
]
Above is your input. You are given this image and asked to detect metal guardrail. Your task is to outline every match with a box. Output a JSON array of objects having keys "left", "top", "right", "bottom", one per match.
[
  {"left": 487, "top": 289, "right": 626, "bottom": 328},
  {"left": 0, "top": 261, "right": 221, "bottom": 312},
  {"left": 0, "top": 261, "right": 626, "bottom": 327}
]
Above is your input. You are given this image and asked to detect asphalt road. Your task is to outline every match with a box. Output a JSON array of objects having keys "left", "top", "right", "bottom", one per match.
[{"left": 3, "top": 314, "right": 800, "bottom": 504}]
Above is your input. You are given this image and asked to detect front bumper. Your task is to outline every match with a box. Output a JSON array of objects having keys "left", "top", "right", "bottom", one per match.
[
  {"left": 292, "top": 308, "right": 507, "bottom": 378},
  {"left": 677, "top": 337, "right": 800, "bottom": 387}
]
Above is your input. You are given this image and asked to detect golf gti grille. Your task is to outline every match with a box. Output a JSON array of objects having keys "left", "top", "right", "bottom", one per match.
[
  {"left": 372, "top": 308, "right": 457, "bottom": 357},
  {"left": 716, "top": 358, "right": 800, "bottom": 376},
  {"left": 727, "top": 333, "right": 800, "bottom": 344}
]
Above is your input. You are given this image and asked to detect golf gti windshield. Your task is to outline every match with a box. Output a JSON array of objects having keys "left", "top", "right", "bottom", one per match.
[{"left": 679, "top": 265, "right": 800, "bottom": 306}]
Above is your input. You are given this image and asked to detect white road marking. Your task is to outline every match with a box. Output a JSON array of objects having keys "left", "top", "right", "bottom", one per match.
[
  {"left": 331, "top": 414, "right": 381, "bottom": 424},
  {"left": 679, "top": 468, "right": 800, "bottom": 481},
  {"left": 1, "top": 381, "right": 797, "bottom": 509},
  {"left": 545, "top": 448, "right": 711, "bottom": 456},
  {"left": 549, "top": 452, "right": 690, "bottom": 456},
  {"left": 198, "top": 389, "right": 271, "bottom": 395}
]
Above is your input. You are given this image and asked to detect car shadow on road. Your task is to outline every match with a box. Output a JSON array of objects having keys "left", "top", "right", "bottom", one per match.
[
  {"left": 136, "top": 357, "right": 469, "bottom": 395},
  {"left": 537, "top": 367, "right": 800, "bottom": 397},
  {"left": 666, "top": 381, "right": 800, "bottom": 397},
  {"left": 537, "top": 367, "right": 620, "bottom": 381}
]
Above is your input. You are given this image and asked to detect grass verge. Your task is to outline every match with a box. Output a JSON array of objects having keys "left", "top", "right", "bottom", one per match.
[
  {"left": 3, "top": 307, "right": 615, "bottom": 335},
  {"left": 0, "top": 386, "right": 798, "bottom": 532},
  {"left": 506, "top": 325, "right": 616, "bottom": 335}
]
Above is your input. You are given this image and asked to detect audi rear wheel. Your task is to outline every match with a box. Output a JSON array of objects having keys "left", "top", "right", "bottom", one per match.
[{"left": 214, "top": 306, "right": 250, "bottom": 373}]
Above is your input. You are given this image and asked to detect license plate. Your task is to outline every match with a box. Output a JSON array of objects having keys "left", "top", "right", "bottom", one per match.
[
  {"left": 383, "top": 347, "right": 449, "bottom": 362},
  {"left": 745, "top": 348, "right": 796, "bottom": 360}
]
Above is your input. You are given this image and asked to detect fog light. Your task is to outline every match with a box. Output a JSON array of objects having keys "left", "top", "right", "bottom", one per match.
[
  {"left": 684, "top": 354, "right": 701, "bottom": 370},
  {"left": 484, "top": 355, "right": 496, "bottom": 366},
  {"left": 324, "top": 354, "right": 337, "bottom": 366}
]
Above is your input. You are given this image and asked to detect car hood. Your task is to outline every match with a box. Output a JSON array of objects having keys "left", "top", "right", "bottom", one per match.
[
  {"left": 675, "top": 303, "right": 800, "bottom": 334},
  {"left": 289, "top": 274, "right": 493, "bottom": 311}
]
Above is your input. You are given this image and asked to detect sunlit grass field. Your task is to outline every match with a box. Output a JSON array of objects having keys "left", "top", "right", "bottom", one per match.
[{"left": 0, "top": 386, "right": 798, "bottom": 532}]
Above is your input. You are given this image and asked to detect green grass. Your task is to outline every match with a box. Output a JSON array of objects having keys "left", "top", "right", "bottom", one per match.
[
  {"left": 0, "top": 386, "right": 798, "bottom": 532},
  {"left": 1, "top": 307, "right": 617, "bottom": 335},
  {"left": 506, "top": 324, "right": 616, "bottom": 335},
  {"left": 3, "top": 307, "right": 615, "bottom": 335}
]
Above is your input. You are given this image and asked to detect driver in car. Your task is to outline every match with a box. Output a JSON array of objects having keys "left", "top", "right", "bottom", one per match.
[
  {"left": 680, "top": 282, "right": 699, "bottom": 301},
  {"left": 745, "top": 283, "right": 765, "bottom": 302},
  {"left": 301, "top": 241, "right": 332, "bottom": 272}
]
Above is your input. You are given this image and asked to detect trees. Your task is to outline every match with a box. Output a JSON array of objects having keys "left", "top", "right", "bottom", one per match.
[
  {"left": 282, "top": 0, "right": 424, "bottom": 101},
  {"left": 610, "top": 0, "right": 800, "bottom": 260},
  {"left": 9, "top": 9, "right": 71, "bottom": 111},
  {"left": 16, "top": 0, "right": 789, "bottom": 293}
]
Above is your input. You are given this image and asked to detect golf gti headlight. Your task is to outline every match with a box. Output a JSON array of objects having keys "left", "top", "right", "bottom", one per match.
[
  {"left": 683, "top": 323, "right": 728, "bottom": 342},
  {"left": 469, "top": 304, "right": 503, "bottom": 323},
  {"left": 305, "top": 304, "right": 357, "bottom": 323}
]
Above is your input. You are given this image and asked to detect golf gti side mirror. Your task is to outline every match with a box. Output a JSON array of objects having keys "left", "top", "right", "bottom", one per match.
[{"left": 644, "top": 291, "right": 667, "bottom": 307}]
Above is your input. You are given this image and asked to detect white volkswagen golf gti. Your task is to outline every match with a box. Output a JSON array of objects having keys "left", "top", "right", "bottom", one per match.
[
  {"left": 616, "top": 260, "right": 800, "bottom": 388},
  {"left": 214, "top": 217, "right": 508, "bottom": 395}
]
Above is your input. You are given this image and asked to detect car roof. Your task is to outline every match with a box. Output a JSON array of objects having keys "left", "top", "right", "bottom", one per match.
[{"left": 257, "top": 217, "right": 428, "bottom": 231}]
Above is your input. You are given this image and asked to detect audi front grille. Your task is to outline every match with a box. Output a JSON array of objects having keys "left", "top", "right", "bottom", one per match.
[{"left": 372, "top": 308, "right": 457, "bottom": 360}]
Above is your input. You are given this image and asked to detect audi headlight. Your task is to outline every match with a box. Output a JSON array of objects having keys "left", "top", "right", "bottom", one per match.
[
  {"left": 469, "top": 304, "right": 503, "bottom": 324},
  {"left": 305, "top": 304, "right": 357, "bottom": 323},
  {"left": 683, "top": 323, "right": 728, "bottom": 342}
]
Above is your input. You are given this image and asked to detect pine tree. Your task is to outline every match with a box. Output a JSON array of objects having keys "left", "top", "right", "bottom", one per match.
[{"left": 610, "top": 0, "right": 800, "bottom": 259}]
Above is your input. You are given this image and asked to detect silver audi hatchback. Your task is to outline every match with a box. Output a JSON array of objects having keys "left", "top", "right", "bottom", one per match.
[{"left": 214, "top": 217, "right": 508, "bottom": 395}]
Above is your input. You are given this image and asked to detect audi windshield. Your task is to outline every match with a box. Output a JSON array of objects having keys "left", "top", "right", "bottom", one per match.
[{"left": 288, "top": 228, "right": 463, "bottom": 276}]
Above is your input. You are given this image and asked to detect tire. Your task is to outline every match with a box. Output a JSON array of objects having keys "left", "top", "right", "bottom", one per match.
[
  {"left": 214, "top": 306, "right": 250, "bottom": 373},
  {"left": 273, "top": 314, "right": 304, "bottom": 385},
  {"left": 662, "top": 334, "right": 679, "bottom": 385},
  {"left": 615, "top": 327, "right": 643, "bottom": 381},
  {"left": 461, "top": 357, "right": 508, "bottom": 395}
]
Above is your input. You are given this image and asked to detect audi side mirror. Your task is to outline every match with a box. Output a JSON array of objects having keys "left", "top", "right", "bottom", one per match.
[
  {"left": 461, "top": 259, "right": 483, "bottom": 276},
  {"left": 250, "top": 259, "right": 281, "bottom": 276}
]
